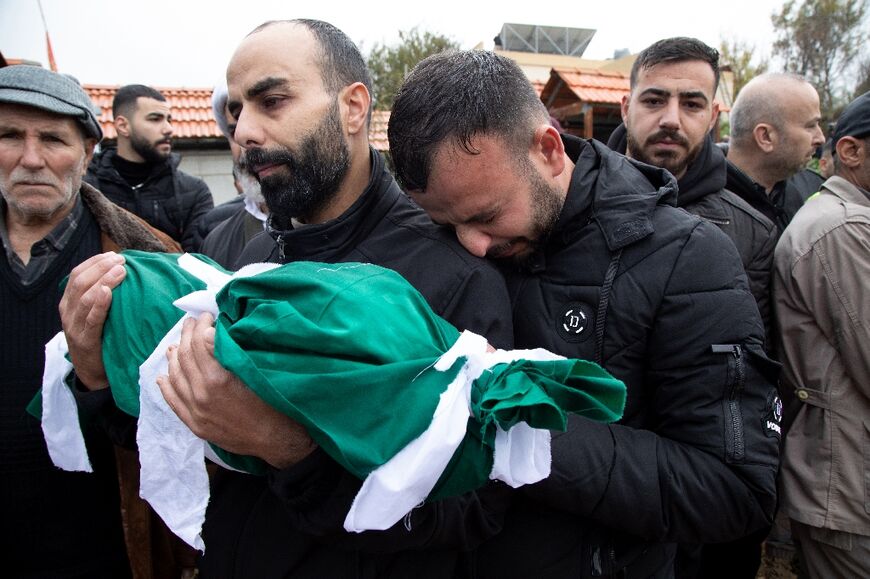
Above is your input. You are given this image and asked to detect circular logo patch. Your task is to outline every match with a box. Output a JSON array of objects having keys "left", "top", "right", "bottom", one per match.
[{"left": 556, "top": 302, "right": 594, "bottom": 343}]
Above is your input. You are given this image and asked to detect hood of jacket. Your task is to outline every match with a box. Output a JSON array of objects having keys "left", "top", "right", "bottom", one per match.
[
  {"left": 606, "top": 123, "right": 726, "bottom": 207},
  {"left": 558, "top": 135, "right": 678, "bottom": 252}
]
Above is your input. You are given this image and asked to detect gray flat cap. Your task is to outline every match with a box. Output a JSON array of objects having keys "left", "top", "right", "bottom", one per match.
[{"left": 0, "top": 65, "right": 102, "bottom": 140}]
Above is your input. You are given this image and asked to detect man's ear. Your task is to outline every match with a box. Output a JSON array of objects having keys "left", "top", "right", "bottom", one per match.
[
  {"left": 708, "top": 101, "right": 720, "bottom": 132},
  {"left": 340, "top": 82, "right": 371, "bottom": 136},
  {"left": 753, "top": 123, "right": 776, "bottom": 153},
  {"left": 621, "top": 94, "right": 631, "bottom": 122},
  {"left": 533, "top": 123, "right": 566, "bottom": 178},
  {"left": 834, "top": 136, "right": 864, "bottom": 168},
  {"left": 114, "top": 115, "right": 130, "bottom": 138},
  {"left": 81, "top": 139, "right": 97, "bottom": 176}
]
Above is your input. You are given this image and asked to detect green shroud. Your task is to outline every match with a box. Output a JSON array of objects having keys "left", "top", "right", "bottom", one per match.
[{"left": 99, "top": 251, "right": 626, "bottom": 500}]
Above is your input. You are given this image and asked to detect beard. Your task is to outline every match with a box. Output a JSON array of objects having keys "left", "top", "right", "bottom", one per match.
[
  {"left": 240, "top": 100, "right": 349, "bottom": 229},
  {"left": 130, "top": 133, "right": 172, "bottom": 164},
  {"left": 626, "top": 128, "right": 700, "bottom": 179},
  {"left": 486, "top": 161, "right": 563, "bottom": 266}
]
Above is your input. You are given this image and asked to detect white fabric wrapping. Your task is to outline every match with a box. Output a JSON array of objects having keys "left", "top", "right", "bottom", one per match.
[
  {"left": 41, "top": 331, "right": 93, "bottom": 472},
  {"left": 136, "top": 255, "right": 278, "bottom": 551},
  {"left": 344, "top": 335, "right": 563, "bottom": 532}
]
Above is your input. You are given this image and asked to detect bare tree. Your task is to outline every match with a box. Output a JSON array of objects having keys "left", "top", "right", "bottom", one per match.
[
  {"left": 719, "top": 37, "right": 769, "bottom": 99},
  {"left": 771, "top": 0, "right": 869, "bottom": 121}
]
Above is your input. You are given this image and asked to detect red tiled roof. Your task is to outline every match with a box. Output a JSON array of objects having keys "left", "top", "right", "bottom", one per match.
[
  {"left": 84, "top": 85, "right": 221, "bottom": 140},
  {"left": 370, "top": 110, "right": 390, "bottom": 152},
  {"left": 84, "top": 84, "right": 392, "bottom": 151},
  {"left": 531, "top": 79, "right": 546, "bottom": 96},
  {"left": 547, "top": 68, "right": 630, "bottom": 105}
]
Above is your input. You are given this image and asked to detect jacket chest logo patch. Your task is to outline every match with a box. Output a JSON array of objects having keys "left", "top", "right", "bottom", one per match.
[
  {"left": 763, "top": 393, "right": 783, "bottom": 438},
  {"left": 556, "top": 302, "right": 594, "bottom": 343}
]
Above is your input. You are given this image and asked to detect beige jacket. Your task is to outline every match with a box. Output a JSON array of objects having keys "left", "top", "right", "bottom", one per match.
[{"left": 774, "top": 175, "right": 870, "bottom": 536}]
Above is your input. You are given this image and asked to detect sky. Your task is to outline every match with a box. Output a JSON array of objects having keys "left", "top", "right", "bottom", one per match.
[{"left": 1, "top": 0, "right": 788, "bottom": 88}]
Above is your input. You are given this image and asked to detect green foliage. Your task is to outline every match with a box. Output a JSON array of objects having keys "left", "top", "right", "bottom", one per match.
[
  {"left": 771, "top": 0, "right": 869, "bottom": 121},
  {"left": 719, "top": 38, "right": 769, "bottom": 100},
  {"left": 366, "top": 28, "right": 459, "bottom": 110}
]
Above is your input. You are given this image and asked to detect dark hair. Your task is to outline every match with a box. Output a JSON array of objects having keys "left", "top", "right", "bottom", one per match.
[
  {"left": 249, "top": 20, "right": 372, "bottom": 99},
  {"left": 112, "top": 84, "right": 166, "bottom": 119},
  {"left": 630, "top": 37, "right": 720, "bottom": 93},
  {"left": 388, "top": 50, "right": 547, "bottom": 191}
]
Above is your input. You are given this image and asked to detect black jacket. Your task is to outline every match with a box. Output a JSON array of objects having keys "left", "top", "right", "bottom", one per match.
[
  {"left": 199, "top": 202, "right": 264, "bottom": 269},
  {"left": 608, "top": 125, "right": 777, "bottom": 344},
  {"left": 725, "top": 162, "right": 821, "bottom": 233},
  {"left": 198, "top": 149, "right": 515, "bottom": 579},
  {"left": 85, "top": 147, "right": 214, "bottom": 251},
  {"left": 475, "top": 137, "right": 781, "bottom": 578}
]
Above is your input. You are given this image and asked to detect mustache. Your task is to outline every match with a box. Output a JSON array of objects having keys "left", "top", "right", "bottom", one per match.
[
  {"left": 645, "top": 129, "right": 689, "bottom": 147},
  {"left": 239, "top": 147, "right": 295, "bottom": 173}
]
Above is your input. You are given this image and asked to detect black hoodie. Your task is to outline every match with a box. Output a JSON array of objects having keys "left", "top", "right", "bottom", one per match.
[{"left": 608, "top": 124, "right": 777, "bottom": 342}]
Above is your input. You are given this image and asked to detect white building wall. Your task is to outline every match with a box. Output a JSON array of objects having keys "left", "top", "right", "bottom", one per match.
[{"left": 177, "top": 150, "right": 237, "bottom": 206}]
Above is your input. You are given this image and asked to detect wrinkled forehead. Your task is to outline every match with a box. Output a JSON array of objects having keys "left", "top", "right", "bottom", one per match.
[{"left": 0, "top": 103, "right": 84, "bottom": 137}]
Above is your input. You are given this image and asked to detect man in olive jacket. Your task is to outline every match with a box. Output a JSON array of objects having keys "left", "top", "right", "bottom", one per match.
[{"left": 774, "top": 91, "right": 870, "bottom": 577}]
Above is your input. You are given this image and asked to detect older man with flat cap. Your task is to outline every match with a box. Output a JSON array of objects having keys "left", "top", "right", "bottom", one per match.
[
  {"left": 774, "top": 91, "right": 870, "bottom": 578},
  {"left": 0, "top": 65, "right": 180, "bottom": 578}
]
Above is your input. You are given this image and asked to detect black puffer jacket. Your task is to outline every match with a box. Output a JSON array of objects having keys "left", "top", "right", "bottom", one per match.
[
  {"left": 85, "top": 147, "right": 214, "bottom": 251},
  {"left": 475, "top": 136, "right": 781, "bottom": 578},
  {"left": 608, "top": 125, "right": 777, "bottom": 344}
]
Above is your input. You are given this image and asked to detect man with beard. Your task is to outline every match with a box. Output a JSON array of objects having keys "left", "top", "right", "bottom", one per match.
[
  {"left": 85, "top": 85, "right": 213, "bottom": 251},
  {"left": 725, "top": 73, "right": 826, "bottom": 233},
  {"left": 60, "top": 20, "right": 514, "bottom": 579},
  {"left": 385, "top": 49, "right": 780, "bottom": 578},
  {"left": 607, "top": 37, "right": 778, "bottom": 579},
  {"left": 608, "top": 37, "right": 777, "bottom": 346}
]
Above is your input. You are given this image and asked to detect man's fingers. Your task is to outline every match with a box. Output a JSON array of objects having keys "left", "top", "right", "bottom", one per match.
[{"left": 189, "top": 313, "right": 218, "bottom": 374}]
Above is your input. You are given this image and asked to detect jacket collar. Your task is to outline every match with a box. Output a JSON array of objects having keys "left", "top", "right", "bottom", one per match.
[
  {"left": 821, "top": 175, "right": 870, "bottom": 207},
  {"left": 92, "top": 146, "right": 178, "bottom": 183},
  {"left": 267, "top": 148, "right": 398, "bottom": 261},
  {"left": 558, "top": 134, "right": 677, "bottom": 251},
  {"left": 606, "top": 123, "right": 727, "bottom": 208}
]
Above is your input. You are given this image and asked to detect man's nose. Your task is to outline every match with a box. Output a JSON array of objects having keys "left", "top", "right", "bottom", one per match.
[
  {"left": 659, "top": 100, "right": 680, "bottom": 130},
  {"left": 456, "top": 226, "right": 491, "bottom": 258},
  {"left": 233, "top": 108, "right": 266, "bottom": 149}
]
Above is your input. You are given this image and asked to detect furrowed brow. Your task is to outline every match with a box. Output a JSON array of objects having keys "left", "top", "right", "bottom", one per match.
[{"left": 247, "top": 77, "right": 289, "bottom": 99}]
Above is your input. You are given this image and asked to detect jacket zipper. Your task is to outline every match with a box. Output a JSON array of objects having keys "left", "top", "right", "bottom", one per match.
[{"left": 712, "top": 344, "right": 745, "bottom": 461}]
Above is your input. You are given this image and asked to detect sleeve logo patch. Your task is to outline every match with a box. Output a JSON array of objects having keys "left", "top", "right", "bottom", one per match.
[{"left": 763, "top": 393, "right": 783, "bottom": 438}]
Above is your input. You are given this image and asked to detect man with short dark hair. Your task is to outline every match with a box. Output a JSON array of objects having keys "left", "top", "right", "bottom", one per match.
[
  {"left": 609, "top": 36, "right": 777, "bottom": 343},
  {"left": 726, "top": 73, "right": 826, "bottom": 231},
  {"left": 774, "top": 91, "right": 870, "bottom": 578},
  {"left": 388, "top": 49, "right": 781, "bottom": 578},
  {"left": 60, "top": 20, "right": 514, "bottom": 578},
  {"left": 0, "top": 65, "right": 179, "bottom": 579},
  {"left": 607, "top": 37, "right": 780, "bottom": 578},
  {"left": 85, "top": 84, "right": 213, "bottom": 251}
]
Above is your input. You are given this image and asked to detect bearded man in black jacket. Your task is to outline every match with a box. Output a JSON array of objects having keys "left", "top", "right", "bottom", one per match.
[
  {"left": 388, "top": 49, "right": 781, "bottom": 579},
  {"left": 85, "top": 85, "right": 214, "bottom": 251},
  {"left": 608, "top": 38, "right": 776, "bottom": 345},
  {"left": 608, "top": 37, "right": 778, "bottom": 579}
]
